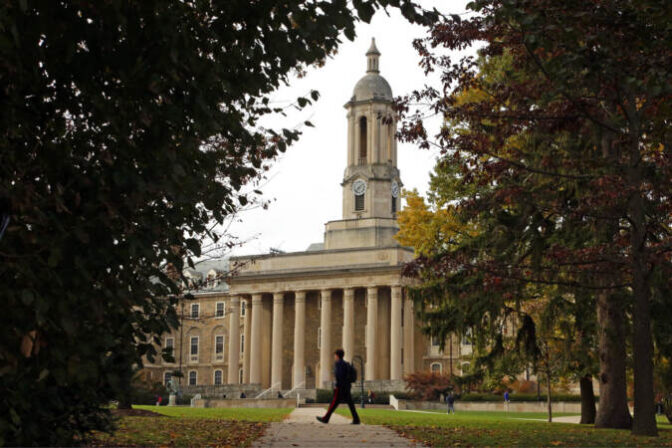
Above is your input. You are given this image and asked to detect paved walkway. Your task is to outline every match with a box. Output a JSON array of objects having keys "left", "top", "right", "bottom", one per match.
[{"left": 252, "top": 407, "right": 415, "bottom": 447}]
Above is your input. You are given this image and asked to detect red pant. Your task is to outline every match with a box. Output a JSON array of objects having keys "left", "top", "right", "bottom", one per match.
[{"left": 323, "top": 387, "right": 360, "bottom": 422}]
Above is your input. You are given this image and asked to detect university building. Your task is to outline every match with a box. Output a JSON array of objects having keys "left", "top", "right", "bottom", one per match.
[{"left": 143, "top": 40, "right": 473, "bottom": 395}]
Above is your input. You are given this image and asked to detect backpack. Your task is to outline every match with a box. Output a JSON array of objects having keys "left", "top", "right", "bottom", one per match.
[{"left": 345, "top": 361, "right": 357, "bottom": 383}]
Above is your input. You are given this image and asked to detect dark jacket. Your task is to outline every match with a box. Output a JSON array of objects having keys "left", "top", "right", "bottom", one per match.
[{"left": 333, "top": 359, "right": 350, "bottom": 390}]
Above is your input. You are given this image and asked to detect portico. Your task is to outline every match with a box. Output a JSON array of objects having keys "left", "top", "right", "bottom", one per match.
[{"left": 227, "top": 281, "right": 416, "bottom": 390}]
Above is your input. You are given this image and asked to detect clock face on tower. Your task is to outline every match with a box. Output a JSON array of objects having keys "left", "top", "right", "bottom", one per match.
[
  {"left": 352, "top": 179, "right": 367, "bottom": 195},
  {"left": 391, "top": 181, "right": 399, "bottom": 198}
]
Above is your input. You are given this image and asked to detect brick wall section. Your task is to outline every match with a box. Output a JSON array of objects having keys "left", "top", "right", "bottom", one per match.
[
  {"left": 281, "top": 294, "right": 294, "bottom": 390},
  {"left": 304, "top": 291, "right": 320, "bottom": 388}
]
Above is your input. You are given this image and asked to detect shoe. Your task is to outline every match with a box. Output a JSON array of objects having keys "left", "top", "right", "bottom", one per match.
[
  {"left": 352, "top": 420, "right": 361, "bottom": 425},
  {"left": 316, "top": 416, "right": 328, "bottom": 424}
]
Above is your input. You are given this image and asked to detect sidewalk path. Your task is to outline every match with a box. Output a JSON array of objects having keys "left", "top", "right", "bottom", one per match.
[
  {"left": 252, "top": 407, "right": 415, "bottom": 447},
  {"left": 511, "top": 415, "right": 582, "bottom": 424}
]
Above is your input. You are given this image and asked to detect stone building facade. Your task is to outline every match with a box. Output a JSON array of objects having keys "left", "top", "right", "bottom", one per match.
[{"left": 142, "top": 40, "right": 472, "bottom": 394}]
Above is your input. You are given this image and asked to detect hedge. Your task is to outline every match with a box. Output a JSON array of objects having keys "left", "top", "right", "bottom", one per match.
[
  {"left": 314, "top": 389, "right": 414, "bottom": 404},
  {"left": 458, "top": 393, "right": 592, "bottom": 402}
]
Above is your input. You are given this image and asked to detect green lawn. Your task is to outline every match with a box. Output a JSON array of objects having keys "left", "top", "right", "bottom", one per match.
[
  {"left": 133, "top": 404, "right": 291, "bottom": 421},
  {"left": 336, "top": 408, "right": 672, "bottom": 447},
  {"left": 88, "top": 406, "right": 292, "bottom": 447}
]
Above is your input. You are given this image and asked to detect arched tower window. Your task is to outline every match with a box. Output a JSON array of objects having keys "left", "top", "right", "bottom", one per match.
[{"left": 359, "top": 116, "right": 367, "bottom": 163}]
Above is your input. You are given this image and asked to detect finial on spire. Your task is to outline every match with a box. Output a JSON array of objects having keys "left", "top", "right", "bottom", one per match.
[
  {"left": 366, "top": 38, "right": 380, "bottom": 55},
  {"left": 366, "top": 38, "right": 380, "bottom": 74}
]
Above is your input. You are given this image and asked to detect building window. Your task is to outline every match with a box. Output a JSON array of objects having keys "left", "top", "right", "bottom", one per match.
[
  {"left": 191, "top": 303, "right": 200, "bottom": 319},
  {"left": 164, "top": 371, "right": 172, "bottom": 386},
  {"left": 317, "top": 327, "right": 321, "bottom": 349},
  {"left": 355, "top": 193, "right": 365, "bottom": 211},
  {"left": 214, "top": 369, "right": 223, "bottom": 385},
  {"left": 359, "top": 116, "right": 367, "bottom": 162},
  {"left": 241, "top": 301, "right": 246, "bottom": 317},
  {"left": 431, "top": 362, "right": 442, "bottom": 374},
  {"left": 240, "top": 334, "right": 245, "bottom": 354},
  {"left": 190, "top": 336, "right": 199, "bottom": 361},
  {"left": 188, "top": 370, "right": 197, "bottom": 385},
  {"left": 239, "top": 368, "right": 244, "bottom": 384},
  {"left": 215, "top": 335, "right": 224, "bottom": 361},
  {"left": 391, "top": 196, "right": 397, "bottom": 214},
  {"left": 431, "top": 335, "right": 440, "bottom": 347},
  {"left": 165, "top": 337, "right": 174, "bottom": 361},
  {"left": 215, "top": 302, "right": 225, "bottom": 318}
]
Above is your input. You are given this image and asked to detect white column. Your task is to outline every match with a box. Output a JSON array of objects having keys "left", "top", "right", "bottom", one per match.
[
  {"left": 270, "top": 292, "right": 284, "bottom": 390},
  {"left": 319, "top": 289, "right": 332, "bottom": 387},
  {"left": 293, "top": 291, "right": 306, "bottom": 389},
  {"left": 249, "top": 293, "right": 263, "bottom": 384},
  {"left": 342, "top": 288, "right": 355, "bottom": 361},
  {"left": 390, "top": 286, "right": 402, "bottom": 380},
  {"left": 227, "top": 296, "right": 241, "bottom": 384},
  {"left": 365, "top": 286, "right": 378, "bottom": 380},
  {"left": 243, "top": 298, "right": 251, "bottom": 383},
  {"left": 403, "top": 294, "right": 415, "bottom": 374}
]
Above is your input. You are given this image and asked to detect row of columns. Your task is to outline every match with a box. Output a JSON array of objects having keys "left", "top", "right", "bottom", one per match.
[{"left": 227, "top": 286, "right": 414, "bottom": 388}]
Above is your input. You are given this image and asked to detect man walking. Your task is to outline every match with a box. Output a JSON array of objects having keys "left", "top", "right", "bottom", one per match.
[{"left": 316, "top": 349, "right": 360, "bottom": 425}]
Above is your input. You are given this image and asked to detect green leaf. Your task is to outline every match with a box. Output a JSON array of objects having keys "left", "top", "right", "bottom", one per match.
[{"left": 21, "top": 289, "right": 34, "bottom": 305}]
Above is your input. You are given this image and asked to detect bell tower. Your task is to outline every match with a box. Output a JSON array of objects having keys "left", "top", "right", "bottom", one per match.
[
  {"left": 342, "top": 38, "right": 401, "bottom": 220},
  {"left": 323, "top": 39, "right": 403, "bottom": 250}
]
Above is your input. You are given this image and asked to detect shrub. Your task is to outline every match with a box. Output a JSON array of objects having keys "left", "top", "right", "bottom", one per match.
[
  {"left": 404, "top": 372, "right": 454, "bottom": 401},
  {"left": 315, "top": 389, "right": 411, "bottom": 404},
  {"left": 130, "top": 382, "right": 168, "bottom": 405},
  {"left": 664, "top": 395, "right": 672, "bottom": 424},
  {"left": 458, "top": 393, "right": 588, "bottom": 402}
]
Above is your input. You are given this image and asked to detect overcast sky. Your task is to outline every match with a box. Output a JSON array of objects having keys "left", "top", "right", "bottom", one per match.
[{"left": 226, "top": 0, "right": 473, "bottom": 256}]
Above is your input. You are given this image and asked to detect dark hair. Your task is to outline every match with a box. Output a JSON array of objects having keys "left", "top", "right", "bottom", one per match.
[{"left": 334, "top": 348, "right": 345, "bottom": 359}]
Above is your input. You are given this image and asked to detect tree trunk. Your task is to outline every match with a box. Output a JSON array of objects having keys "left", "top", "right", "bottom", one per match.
[
  {"left": 631, "top": 267, "right": 657, "bottom": 436},
  {"left": 579, "top": 374, "right": 596, "bottom": 424},
  {"left": 546, "top": 364, "right": 552, "bottom": 423},
  {"left": 622, "top": 103, "right": 657, "bottom": 436},
  {"left": 627, "top": 153, "right": 658, "bottom": 436},
  {"left": 594, "top": 291, "right": 632, "bottom": 429}
]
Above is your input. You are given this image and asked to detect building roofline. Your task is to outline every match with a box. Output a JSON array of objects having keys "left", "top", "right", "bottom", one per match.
[
  {"left": 228, "top": 263, "right": 406, "bottom": 284},
  {"left": 229, "top": 244, "right": 413, "bottom": 262}
]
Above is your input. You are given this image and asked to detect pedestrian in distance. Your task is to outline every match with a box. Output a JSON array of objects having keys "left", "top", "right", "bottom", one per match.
[
  {"left": 655, "top": 392, "right": 663, "bottom": 415},
  {"left": 504, "top": 390, "right": 510, "bottom": 403},
  {"left": 316, "top": 348, "right": 361, "bottom": 425},
  {"left": 445, "top": 391, "right": 456, "bottom": 414}
]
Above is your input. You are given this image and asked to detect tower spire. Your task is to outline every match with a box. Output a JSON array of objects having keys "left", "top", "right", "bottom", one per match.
[{"left": 366, "top": 38, "right": 380, "bottom": 74}]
